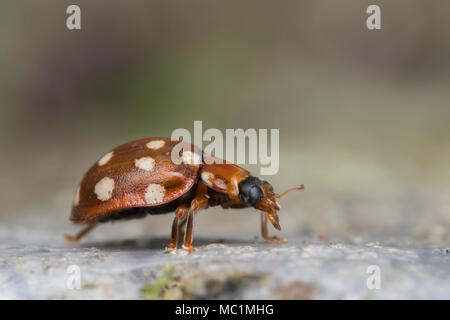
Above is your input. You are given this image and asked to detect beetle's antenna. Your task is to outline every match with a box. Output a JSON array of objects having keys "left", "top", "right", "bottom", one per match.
[{"left": 276, "top": 184, "right": 304, "bottom": 199}]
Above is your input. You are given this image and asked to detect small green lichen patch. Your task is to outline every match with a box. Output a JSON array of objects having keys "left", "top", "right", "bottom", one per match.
[{"left": 141, "top": 262, "right": 175, "bottom": 300}]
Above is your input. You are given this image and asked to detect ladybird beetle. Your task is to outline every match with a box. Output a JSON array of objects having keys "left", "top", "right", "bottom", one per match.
[{"left": 65, "top": 138, "right": 304, "bottom": 252}]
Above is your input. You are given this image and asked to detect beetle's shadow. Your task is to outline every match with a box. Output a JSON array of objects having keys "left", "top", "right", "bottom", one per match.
[{"left": 79, "top": 236, "right": 257, "bottom": 251}]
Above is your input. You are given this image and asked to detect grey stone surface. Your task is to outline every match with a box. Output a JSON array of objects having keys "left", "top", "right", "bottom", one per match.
[{"left": 1, "top": 221, "right": 449, "bottom": 299}]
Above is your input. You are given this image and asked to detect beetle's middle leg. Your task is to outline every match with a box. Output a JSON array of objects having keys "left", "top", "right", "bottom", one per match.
[
  {"left": 182, "top": 181, "right": 210, "bottom": 253},
  {"left": 165, "top": 203, "right": 188, "bottom": 251},
  {"left": 260, "top": 212, "right": 286, "bottom": 243},
  {"left": 177, "top": 215, "right": 188, "bottom": 242}
]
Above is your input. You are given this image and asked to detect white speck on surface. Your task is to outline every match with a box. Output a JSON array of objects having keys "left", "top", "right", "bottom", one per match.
[
  {"left": 146, "top": 140, "right": 165, "bottom": 150},
  {"left": 94, "top": 177, "right": 115, "bottom": 201},
  {"left": 134, "top": 157, "right": 155, "bottom": 171},
  {"left": 145, "top": 184, "right": 165, "bottom": 204},
  {"left": 98, "top": 151, "right": 114, "bottom": 166},
  {"left": 182, "top": 151, "right": 202, "bottom": 165}
]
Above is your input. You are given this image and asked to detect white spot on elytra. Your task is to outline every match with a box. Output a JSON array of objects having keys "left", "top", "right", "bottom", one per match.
[
  {"left": 94, "top": 177, "right": 115, "bottom": 201},
  {"left": 146, "top": 140, "right": 165, "bottom": 150},
  {"left": 98, "top": 151, "right": 113, "bottom": 166},
  {"left": 145, "top": 184, "right": 165, "bottom": 204},
  {"left": 214, "top": 177, "right": 227, "bottom": 190},
  {"left": 182, "top": 150, "right": 202, "bottom": 165},
  {"left": 201, "top": 171, "right": 215, "bottom": 187},
  {"left": 73, "top": 186, "right": 81, "bottom": 206},
  {"left": 135, "top": 157, "right": 155, "bottom": 171}
]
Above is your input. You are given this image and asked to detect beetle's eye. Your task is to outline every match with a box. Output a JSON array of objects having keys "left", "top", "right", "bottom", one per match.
[{"left": 248, "top": 186, "right": 263, "bottom": 205}]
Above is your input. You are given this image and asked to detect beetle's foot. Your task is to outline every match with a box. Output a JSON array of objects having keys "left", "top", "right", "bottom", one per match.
[
  {"left": 263, "top": 235, "right": 286, "bottom": 243},
  {"left": 165, "top": 243, "right": 177, "bottom": 251},
  {"left": 182, "top": 244, "right": 196, "bottom": 253},
  {"left": 63, "top": 234, "right": 78, "bottom": 244}
]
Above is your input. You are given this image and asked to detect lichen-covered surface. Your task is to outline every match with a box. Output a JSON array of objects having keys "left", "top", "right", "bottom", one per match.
[{"left": 1, "top": 220, "right": 448, "bottom": 300}]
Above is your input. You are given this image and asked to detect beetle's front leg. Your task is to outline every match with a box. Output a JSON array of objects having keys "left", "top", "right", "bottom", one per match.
[
  {"left": 182, "top": 181, "right": 210, "bottom": 253},
  {"left": 260, "top": 212, "right": 286, "bottom": 243},
  {"left": 165, "top": 203, "right": 188, "bottom": 251}
]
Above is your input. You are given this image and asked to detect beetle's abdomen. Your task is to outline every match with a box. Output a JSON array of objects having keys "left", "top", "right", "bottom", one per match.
[
  {"left": 97, "top": 189, "right": 196, "bottom": 222},
  {"left": 70, "top": 138, "right": 202, "bottom": 224}
]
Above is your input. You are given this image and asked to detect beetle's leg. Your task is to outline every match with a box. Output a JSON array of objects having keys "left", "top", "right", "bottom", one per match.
[
  {"left": 182, "top": 207, "right": 196, "bottom": 253},
  {"left": 64, "top": 223, "right": 98, "bottom": 243},
  {"left": 176, "top": 205, "right": 198, "bottom": 243},
  {"left": 182, "top": 181, "right": 210, "bottom": 253},
  {"left": 165, "top": 203, "right": 188, "bottom": 251},
  {"left": 260, "top": 212, "right": 285, "bottom": 243},
  {"left": 177, "top": 216, "right": 188, "bottom": 241}
]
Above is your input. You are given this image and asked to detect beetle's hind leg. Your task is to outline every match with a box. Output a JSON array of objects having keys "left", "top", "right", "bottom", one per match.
[
  {"left": 165, "top": 204, "right": 188, "bottom": 251},
  {"left": 260, "top": 212, "right": 286, "bottom": 243},
  {"left": 64, "top": 223, "right": 98, "bottom": 244}
]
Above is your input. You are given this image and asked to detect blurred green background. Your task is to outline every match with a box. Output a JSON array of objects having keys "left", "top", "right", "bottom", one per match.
[{"left": 1, "top": 0, "right": 449, "bottom": 246}]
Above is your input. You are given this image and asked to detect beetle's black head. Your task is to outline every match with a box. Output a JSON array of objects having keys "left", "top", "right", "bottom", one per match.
[
  {"left": 238, "top": 177, "right": 282, "bottom": 230},
  {"left": 238, "top": 177, "right": 266, "bottom": 206},
  {"left": 238, "top": 176, "right": 305, "bottom": 231}
]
